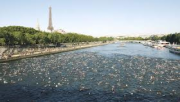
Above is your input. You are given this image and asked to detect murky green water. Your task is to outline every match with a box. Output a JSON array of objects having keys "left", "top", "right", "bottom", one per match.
[{"left": 0, "top": 43, "right": 180, "bottom": 102}]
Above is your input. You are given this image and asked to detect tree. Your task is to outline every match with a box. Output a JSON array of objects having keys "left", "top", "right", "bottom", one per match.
[
  {"left": 0, "top": 38, "right": 5, "bottom": 46},
  {"left": 25, "top": 33, "right": 36, "bottom": 45},
  {"left": 150, "top": 35, "right": 161, "bottom": 41},
  {"left": 0, "top": 26, "right": 116, "bottom": 46}
]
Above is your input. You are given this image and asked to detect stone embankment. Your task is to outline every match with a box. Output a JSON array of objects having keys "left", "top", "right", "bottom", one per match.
[{"left": 0, "top": 42, "right": 112, "bottom": 63}]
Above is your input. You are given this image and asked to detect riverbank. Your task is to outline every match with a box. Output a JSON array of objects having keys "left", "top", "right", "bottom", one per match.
[{"left": 0, "top": 42, "right": 112, "bottom": 63}]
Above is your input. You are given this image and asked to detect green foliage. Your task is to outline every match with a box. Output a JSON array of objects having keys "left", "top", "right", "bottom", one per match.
[
  {"left": 0, "top": 26, "right": 39, "bottom": 34},
  {"left": 99, "top": 37, "right": 114, "bottom": 43},
  {"left": 0, "top": 26, "right": 113, "bottom": 46},
  {"left": 150, "top": 35, "right": 161, "bottom": 41},
  {"left": 119, "top": 37, "right": 144, "bottom": 40},
  {"left": 164, "top": 33, "right": 180, "bottom": 44},
  {"left": 0, "top": 38, "right": 5, "bottom": 46},
  {"left": 0, "top": 26, "right": 39, "bottom": 46},
  {"left": 161, "top": 35, "right": 167, "bottom": 41},
  {"left": 145, "top": 33, "right": 180, "bottom": 44}
]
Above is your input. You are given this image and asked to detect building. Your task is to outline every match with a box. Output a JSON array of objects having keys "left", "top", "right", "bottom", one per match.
[{"left": 54, "top": 29, "right": 66, "bottom": 34}]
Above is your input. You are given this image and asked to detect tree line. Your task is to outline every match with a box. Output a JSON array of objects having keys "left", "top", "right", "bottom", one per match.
[
  {"left": 0, "top": 26, "right": 114, "bottom": 46},
  {"left": 148, "top": 34, "right": 180, "bottom": 44},
  {"left": 162, "top": 33, "right": 180, "bottom": 44},
  {"left": 119, "top": 37, "right": 144, "bottom": 40},
  {"left": 118, "top": 33, "right": 180, "bottom": 44}
]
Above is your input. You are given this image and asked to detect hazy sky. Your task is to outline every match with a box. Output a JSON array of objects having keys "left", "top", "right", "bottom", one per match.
[{"left": 0, "top": 0, "right": 180, "bottom": 37}]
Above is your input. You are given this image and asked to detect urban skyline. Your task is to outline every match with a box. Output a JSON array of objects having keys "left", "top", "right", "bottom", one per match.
[{"left": 0, "top": 0, "right": 180, "bottom": 37}]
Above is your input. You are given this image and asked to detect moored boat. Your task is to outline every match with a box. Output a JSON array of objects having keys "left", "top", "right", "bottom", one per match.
[
  {"left": 169, "top": 46, "right": 180, "bottom": 54},
  {"left": 157, "top": 40, "right": 170, "bottom": 47},
  {"left": 119, "top": 43, "right": 125, "bottom": 47}
]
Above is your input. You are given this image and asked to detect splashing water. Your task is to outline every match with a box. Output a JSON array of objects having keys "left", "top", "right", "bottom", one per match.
[{"left": 0, "top": 43, "right": 180, "bottom": 101}]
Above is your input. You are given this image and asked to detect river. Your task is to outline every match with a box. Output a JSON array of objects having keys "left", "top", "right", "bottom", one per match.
[{"left": 0, "top": 43, "right": 180, "bottom": 102}]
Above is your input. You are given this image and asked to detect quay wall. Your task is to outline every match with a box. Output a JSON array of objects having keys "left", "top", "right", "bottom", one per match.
[{"left": 0, "top": 42, "right": 112, "bottom": 63}]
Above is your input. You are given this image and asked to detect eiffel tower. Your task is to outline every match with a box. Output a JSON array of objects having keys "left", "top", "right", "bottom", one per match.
[{"left": 47, "top": 7, "right": 54, "bottom": 32}]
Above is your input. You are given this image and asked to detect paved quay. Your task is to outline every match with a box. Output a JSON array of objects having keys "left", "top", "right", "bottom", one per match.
[{"left": 0, "top": 42, "right": 112, "bottom": 63}]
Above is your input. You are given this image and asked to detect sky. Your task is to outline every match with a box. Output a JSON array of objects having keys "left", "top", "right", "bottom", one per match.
[{"left": 0, "top": 0, "right": 180, "bottom": 37}]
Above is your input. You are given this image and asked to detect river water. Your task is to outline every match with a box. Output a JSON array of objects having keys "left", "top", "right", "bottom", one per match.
[{"left": 0, "top": 43, "right": 180, "bottom": 102}]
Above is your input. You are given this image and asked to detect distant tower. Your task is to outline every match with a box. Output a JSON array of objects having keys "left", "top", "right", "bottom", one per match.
[
  {"left": 36, "top": 19, "right": 40, "bottom": 31},
  {"left": 47, "top": 7, "right": 54, "bottom": 32}
]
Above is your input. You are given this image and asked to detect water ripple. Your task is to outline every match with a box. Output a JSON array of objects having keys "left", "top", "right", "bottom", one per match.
[{"left": 0, "top": 51, "right": 180, "bottom": 101}]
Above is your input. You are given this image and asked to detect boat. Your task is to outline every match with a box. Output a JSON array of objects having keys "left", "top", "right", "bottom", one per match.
[
  {"left": 142, "top": 40, "right": 154, "bottom": 47},
  {"left": 157, "top": 40, "right": 170, "bottom": 47},
  {"left": 169, "top": 46, "right": 180, "bottom": 54},
  {"left": 119, "top": 43, "right": 125, "bottom": 47},
  {"left": 152, "top": 44, "right": 164, "bottom": 48},
  {"left": 149, "top": 40, "right": 170, "bottom": 49},
  {"left": 165, "top": 43, "right": 172, "bottom": 48}
]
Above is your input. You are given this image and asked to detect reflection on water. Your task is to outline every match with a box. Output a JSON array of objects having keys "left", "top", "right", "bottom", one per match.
[
  {"left": 78, "top": 43, "right": 180, "bottom": 60},
  {"left": 0, "top": 43, "right": 180, "bottom": 101}
]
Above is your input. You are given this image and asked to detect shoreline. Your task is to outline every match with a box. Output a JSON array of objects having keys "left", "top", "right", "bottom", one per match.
[{"left": 0, "top": 42, "right": 112, "bottom": 63}]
